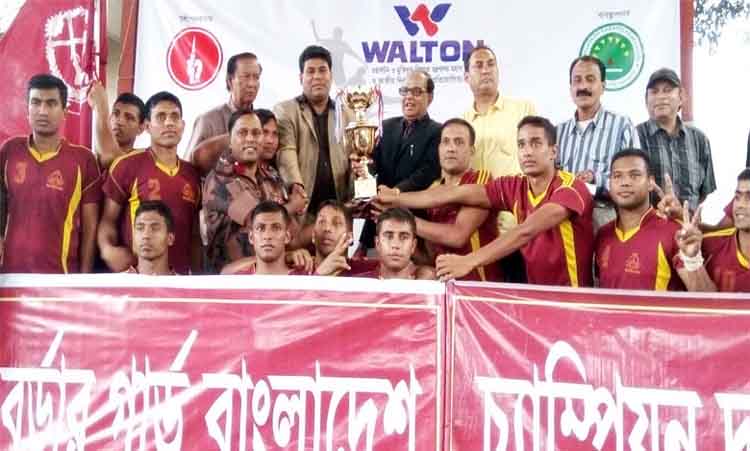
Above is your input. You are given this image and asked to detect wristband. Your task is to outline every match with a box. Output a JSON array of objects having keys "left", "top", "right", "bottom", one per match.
[{"left": 678, "top": 250, "right": 704, "bottom": 272}]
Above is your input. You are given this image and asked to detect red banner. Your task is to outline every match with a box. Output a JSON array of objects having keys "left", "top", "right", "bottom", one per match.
[
  {"left": 0, "top": 0, "right": 102, "bottom": 147},
  {"left": 0, "top": 275, "right": 444, "bottom": 450},
  {"left": 447, "top": 282, "right": 750, "bottom": 450}
]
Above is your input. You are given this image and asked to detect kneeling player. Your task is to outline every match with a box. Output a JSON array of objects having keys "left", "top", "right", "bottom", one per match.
[
  {"left": 359, "top": 208, "right": 436, "bottom": 280},
  {"left": 124, "top": 201, "right": 177, "bottom": 275}
]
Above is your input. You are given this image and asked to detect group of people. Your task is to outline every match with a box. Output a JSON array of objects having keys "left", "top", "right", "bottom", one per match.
[{"left": 0, "top": 43, "right": 746, "bottom": 292}]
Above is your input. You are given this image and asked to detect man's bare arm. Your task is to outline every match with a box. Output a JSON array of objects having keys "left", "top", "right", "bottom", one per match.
[
  {"left": 416, "top": 206, "right": 489, "bottom": 249},
  {"left": 88, "top": 81, "right": 125, "bottom": 168},
  {"left": 98, "top": 198, "right": 135, "bottom": 271},
  {"left": 377, "top": 184, "right": 492, "bottom": 210}
]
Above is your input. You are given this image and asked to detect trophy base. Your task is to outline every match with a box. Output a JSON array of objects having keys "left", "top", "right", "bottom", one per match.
[{"left": 354, "top": 176, "right": 377, "bottom": 200}]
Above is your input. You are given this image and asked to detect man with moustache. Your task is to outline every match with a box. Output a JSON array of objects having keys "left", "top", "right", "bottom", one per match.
[
  {"left": 352, "top": 69, "right": 441, "bottom": 252},
  {"left": 99, "top": 91, "right": 202, "bottom": 274},
  {"left": 635, "top": 68, "right": 715, "bottom": 211},
  {"left": 87, "top": 81, "right": 146, "bottom": 168},
  {"left": 595, "top": 148, "right": 714, "bottom": 291},
  {"left": 701, "top": 169, "right": 750, "bottom": 292},
  {"left": 189, "top": 52, "right": 262, "bottom": 174},
  {"left": 557, "top": 56, "right": 639, "bottom": 230},
  {"left": 202, "top": 110, "right": 305, "bottom": 273}
]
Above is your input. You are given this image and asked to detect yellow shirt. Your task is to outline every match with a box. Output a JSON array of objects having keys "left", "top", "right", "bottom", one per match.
[
  {"left": 463, "top": 95, "right": 536, "bottom": 231},
  {"left": 463, "top": 94, "right": 536, "bottom": 177}
]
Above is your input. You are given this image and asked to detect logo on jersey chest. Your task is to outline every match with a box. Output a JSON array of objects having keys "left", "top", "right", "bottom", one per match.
[
  {"left": 13, "top": 162, "right": 27, "bottom": 185},
  {"left": 182, "top": 183, "right": 196, "bottom": 203},
  {"left": 624, "top": 252, "right": 641, "bottom": 274},
  {"left": 46, "top": 170, "right": 64, "bottom": 191}
]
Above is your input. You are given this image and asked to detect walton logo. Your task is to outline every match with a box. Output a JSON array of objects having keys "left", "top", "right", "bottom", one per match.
[
  {"left": 394, "top": 3, "right": 451, "bottom": 37},
  {"left": 362, "top": 3, "right": 482, "bottom": 64}
]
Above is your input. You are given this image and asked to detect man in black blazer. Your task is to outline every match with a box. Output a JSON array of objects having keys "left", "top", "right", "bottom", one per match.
[{"left": 353, "top": 70, "right": 441, "bottom": 252}]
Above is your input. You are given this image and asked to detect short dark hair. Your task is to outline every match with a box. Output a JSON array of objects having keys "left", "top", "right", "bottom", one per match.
[
  {"left": 411, "top": 69, "right": 435, "bottom": 94},
  {"left": 441, "top": 118, "right": 476, "bottom": 146},
  {"left": 145, "top": 91, "right": 182, "bottom": 120},
  {"left": 517, "top": 115, "right": 557, "bottom": 145},
  {"left": 463, "top": 44, "right": 496, "bottom": 72},
  {"left": 135, "top": 200, "right": 174, "bottom": 232},
  {"left": 27, "top": 73, "right": 68, "bottom": 108},
  {"left": 226, "top": 52, "right": 261, "bottom": 91},
  {"left": 227, "top": 109, "right": 258, "bottom": 135},
  {"left": 114, "top": 92, "right": 146, "bottom": 123},
  {"left": 610, "top": 148, "right": 653, "bottom": 175},
  {"left": 254, "top": 108, "right": 276, "bottom": 127},
  {"left": 376, "top": 207, "right": 417, "bottom": 236},
  {"left": 251, "top": 200, "right": 290, "bottom": 226},
  {"left": 738, "top": 168, "right": 750, "bottom": 182},
  {"left": 298, "top": 45, "right": 332, "bottom": 73},
  {"left": 569, "top": 55, "right": 606, "bottom": 84},
  {"left": 316, "top": 199, "right": 353, "bottom": 230}
]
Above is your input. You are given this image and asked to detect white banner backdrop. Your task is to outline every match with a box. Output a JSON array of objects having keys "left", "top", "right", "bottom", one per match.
[{"left": 134, "top": 0, "right": 680, "bottom": 158}]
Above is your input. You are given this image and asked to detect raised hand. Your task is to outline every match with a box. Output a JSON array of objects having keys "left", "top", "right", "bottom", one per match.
[
  {"left": 86, "top": 80, "right": 108, "bottom": 113},
  {"left": 315, "top": 232, "right": 352, "bottom": 276},
  {"left": 676, "top": 201, "right": 703, "bottom": 258},
  {"left": 285, "top": 248, "right": 314, "bottom": 273},
  {"left": 652, "top": 173, "right": 682, "bottom": 219}
]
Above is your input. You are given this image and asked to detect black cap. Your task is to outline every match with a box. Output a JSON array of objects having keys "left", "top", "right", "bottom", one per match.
[{"left": 646, "top": 68, "right": 681, "bottom": 90}]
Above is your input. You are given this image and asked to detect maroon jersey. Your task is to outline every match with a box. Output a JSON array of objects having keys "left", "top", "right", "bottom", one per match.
[
  {"left": 103, "top": 149, "right": 200, "bottom": 274},
  {"left": 703, "top": 228, "right": 750, "bottom": 292},
  {"left": 235, "top": 262, "right": 310, "bottom": 275},
  {"left": 595, "top": 208, "right": 685, "bottom": 290},
  {"left": 426, "top": 169, "right": 501, "bottom": 282},
  {"left": 1, "top": 136, "right": 101, "bottom": 273},
  {"left": 484, "top": 170, "right": 594, "bottom": 286}
]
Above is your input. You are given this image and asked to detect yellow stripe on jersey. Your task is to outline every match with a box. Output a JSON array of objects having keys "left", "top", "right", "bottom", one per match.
[
  {"left": 703, "top": 227, "right": 737, "bottom": 238},
  {"left": 738, "top": 249, "right": 749, "bottom": 270},
  {"left": 558, "top": 170, "right": 576, "bottom": 187},
  {"left": 129, "top": 179, "right": 140, "bottom": 248},
  {"left": 655, "top": 242, "right": 672, "bottom": 290},
  {"left": 109, "top": 149, "right": 146, "bottom": 173},
  {"left": 61, "top": 167, "right": 82, "bottom": 273},
  {"left": 559, "top": 219, "right": 579, "bottom": 287},
  {"left": 469, "top": 230, "right": 485, "bottom": 281}
]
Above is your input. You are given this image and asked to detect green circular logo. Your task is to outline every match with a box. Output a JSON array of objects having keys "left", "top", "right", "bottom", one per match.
[{"left": 579, "top": 22, "right": 644, "bottom": 91}]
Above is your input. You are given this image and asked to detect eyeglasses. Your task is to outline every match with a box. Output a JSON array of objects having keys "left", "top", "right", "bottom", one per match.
[{"left": 398, "top": 86, "right": 427, "bottom": 97}]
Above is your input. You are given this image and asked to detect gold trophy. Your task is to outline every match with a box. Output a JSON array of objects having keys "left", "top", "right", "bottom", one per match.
[{"left": 342, "top": 85, "right": 381, "bottom": 200}]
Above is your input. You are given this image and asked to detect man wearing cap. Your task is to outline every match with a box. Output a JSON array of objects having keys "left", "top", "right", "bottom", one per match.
[{"left": 636, "top": 68, "right": 716, "bottom": 211}]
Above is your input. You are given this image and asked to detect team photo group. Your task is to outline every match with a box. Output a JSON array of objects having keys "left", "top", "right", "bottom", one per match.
[{"left": 1, "top": 43, "right": 747, "bottom": 292}]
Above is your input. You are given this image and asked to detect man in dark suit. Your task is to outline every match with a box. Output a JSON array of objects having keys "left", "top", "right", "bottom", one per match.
[{"left": 353, "top": 70, "right": 441, "bottom": 252}]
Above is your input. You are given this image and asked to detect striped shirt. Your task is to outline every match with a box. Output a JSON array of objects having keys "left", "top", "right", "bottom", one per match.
[
  {"left": 636, "top": 118, "right": 716, "bottom": 211},
  {"left": 557, "top": 107, "right": 639, "bottom": 196}
]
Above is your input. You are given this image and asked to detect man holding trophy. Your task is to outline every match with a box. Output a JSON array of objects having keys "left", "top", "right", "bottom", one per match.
[{"left": 347, "top": 70, "right": 442, "bottom": 254}]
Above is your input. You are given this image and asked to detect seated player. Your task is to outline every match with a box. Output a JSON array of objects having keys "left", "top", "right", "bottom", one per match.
[
  {"left": 311, "top": 200, "right": 378, "bottom": 276},
  {"left": 124, "top": 201, "right": 177, "bottom": 275},
  {"left": 595, "top": 149, "right": 714, "bottom": 291},
  {"left": 232, "top": 201, "right": 310, "bottom": 275},
  {"left": 376, "top": 115, "right": 593, "bottom": 285},
  {"left": 702, "top": 169, "right": 750, "bottom": 291},
  {"left": 359, "top": 207, "right": 436, "bottom": 280}
]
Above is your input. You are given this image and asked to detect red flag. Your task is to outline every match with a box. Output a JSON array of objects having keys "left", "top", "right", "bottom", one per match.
[{"left": 0, "top": 0, "right": 104, "bottom": 147}]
